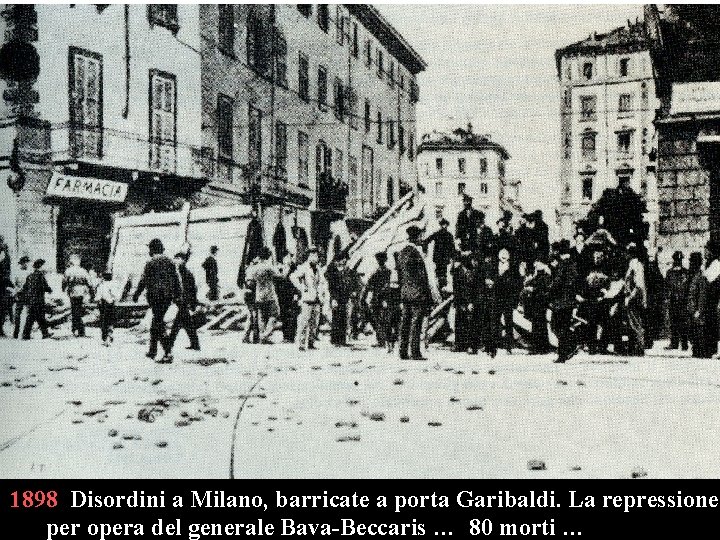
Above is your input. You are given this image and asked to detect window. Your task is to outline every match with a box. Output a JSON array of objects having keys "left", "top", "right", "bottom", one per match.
[
  {"left": 149, "top": 70, "right": 176, "bottom": 172},
  {"left": 297, "top": 5, "right": 312, "bottom": 18},
  {"left": 364, "top": 99, "right": 371, "bottom": 132},
  {"left": 148, "top": 5, "right": 178, "bottom": 33},
  {"left": 275, "top": 34, "right": 287, "bottom": 87},
  {"left": 387, "top": 177, "right": 394, "bottom": 206},
  {"left": 298, "top": 131, "right": 309, "bottom": 187},
  {"left": 480, "top": 182, "right": 488, "bottom": 195},
  {"left": 376, "top": 110, "right": 383, "bottom": 144},
  {"left": 564, "top": 134, "right": 571, "bottom": 159},
  {"left": 581, "top": 132, "right": 596, "bottom": 160},
  {"left": 69, "top": 47, "right": 103, "bottom": 159},
  {"left": 275, "top": 121, "right": 287, "bottom": 179},
  {"left": 317, "top": 4, "right": 329, "bottom": 32},
  {"left": 435, "top": 158, "right": 443, "bottom": 174},
  {"left": 333, "top": 77, "right": 343, "bottom": 120},
  {"left": 388, "top": 59, "right": 395, "bottom": 87},
  {"left": 499, "top": 161, "right": 505, "bottom": 179},
  {"left": 316, "top": 140, "right": 331, "bottom": 182},
  {"left": 334, "top": 148, "right": 344, "bottom": 185},
  {"left": 619, "top": 58, "right": 629, "bottom": 77},
  {"left": 362, "top": 145, "right": 374, "bottom": 216},
  {"left": 351, "top": 22, "right": 359, "bottom": 58},
  {"left": 458, "top": 158, "right": 466, "bottom": 174},
  {"left": 317, "top": 65, "right": 328, "bottom": 109},
  {"left": 248, "top": 105, "right": 262, "bottom": 171},
  {"left": 479, "top": 158, "right": 487, "bottom": 175},
  {"left": 246, "top": 14, "right": 263, "bottom": 73},
  {"left": 580, "top": 95, "right": 597, "bottom": 121},
  {"left": 410, "top": 80, "right": 420, "bottom": 103},
  {"left": 582, "top": 175, "right": 593, "bottom": 202},
  {"left": 376, "top": 49, "right": 384, "bottom": 79},
  {"left": 298, "top": 53, "right": 309, "bottom": 102},
  {"left": 618, "top": 173, "right": 632, "bottom": 189},
  {"left": 364, "top": 40, "right": 372, "bottom": 68},
  {"left": 408, "top": 135, "right": 415, "bottom": 161},
  {"left": 583, "top": 62, "right": 593, "bottom": 80},
  {"left": 399, "top": 71, "right": 405, "bottom": 90},
  {"left": 565, "top": 60, "right": 572, "bottom": 81},
  {"left": 399, "top": 124, "right": 405, "bottom": 155},
  {"left": 435, "top": 182, "right": 442, "bottom": 197},
  {"left": 458, "top": 182, "right": 465, "bottom": 195},
  {"left": 618, "top": 93, "right": 632, "bottom": 114},
  {"left": 336, "top": 6, "right": 344, "bottom": 45},
  {"left": 349, "top": 155, "right": 358, "bottom": 203},
  {"left": 217, "top": 94, "right": 233, "bottom": 160},
  {"left": 388, "top": 119, "right": 395, "bottom": 149},
  {"left": 617, "top": 131, "right": 632, "bottom": 155},
  {"left": 348, "top": 85, "right": 358, "bottom": 130},
  {"left": 218, "top": 5, "right": 234, "bottom": 56}
]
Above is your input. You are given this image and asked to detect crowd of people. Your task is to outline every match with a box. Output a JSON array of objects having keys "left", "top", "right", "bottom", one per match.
[{"left": 4, "top": 193, "right": 720, "bottom": 365}]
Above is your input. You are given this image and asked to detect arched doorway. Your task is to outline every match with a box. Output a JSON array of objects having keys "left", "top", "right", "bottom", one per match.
[{"left": 56, "top": 202, "right": 112, "bottom": 272}]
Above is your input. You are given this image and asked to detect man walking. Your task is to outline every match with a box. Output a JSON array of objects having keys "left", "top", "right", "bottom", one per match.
[
  {"left": 202, "top": 245, "right": 219, "bottom": 301},
  {"left": 363, "top": 251, "right": 392, "bottom": 348},
  {"left": 168, "top": 252, "right": 201, "bottom": 352},
  {"left": 665, "top": 250, "right": 689, "bottom": 351},
  {"left": 21, "top": 259, "right": 52, "bottom": 340},
  {"left": 290, "top": 247, "right": 323, "bottom": 351},
  {"left": 325, "top": 251, "right": 354, "bottom": 347},
  {"left": 133, "top": 238, "right": 180, "bottom": 363},
  {"left": 397, "top": 226, "right": 432, "bottom": 360},
  {"left": 246, "top": 247, "right": 280, "bottom": 344},
  {"left": 549, "top": 240, "right": 579, "bottom": 363},
  {"left": 495, "top": 248, "right": 520, "bottom": 354},
  {"left": 62, "top": 254, "right": 91, "bottom": 337}
]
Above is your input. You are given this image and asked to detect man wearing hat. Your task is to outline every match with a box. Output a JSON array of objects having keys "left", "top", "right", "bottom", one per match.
[
  {"left": 12, "top": 255, "right": 31, "bottom": 339},
  {"left": 168, "top": 251, "right": 201, "bottom": 352},
  {"left": 363, "top": 251, "right": 392, "bottom": 348},
  {"left": 455, "top": 195, "right": 483, "bottom": 252},
  {"left": 496, "top": 211, "right": 516, "bottom": 257},
  {"left": 21, "top": 259, "right": 52, "bottom": 340},
  {"left": 530, "top": 210, "right": 550, "bottom": 262},
  {"left": 424, "top": 218, "right": 455, "bottom": 292},
  {"left": 0, "top": 235, "right": 11, "bottom": 337},
  {"left": 133, "top": 238, "right": 180, "bottom": 363},
  {"left": 549, "top": 240, "right": 580, "bottom": 363},
  {"left": 397, "top": 225, "right": 432, "bottom": 360},
  {"left": 202, "top": 245, "right": 219, "bottom": 301},
  {"left": 665, "top": 250, "right": 689, "bottom": 351},
  {"left": 687, "top": 251, "right": 709, "bottom": 357},
  {"left": 290, "top": 246, "right": 323, "bottom": 351}
]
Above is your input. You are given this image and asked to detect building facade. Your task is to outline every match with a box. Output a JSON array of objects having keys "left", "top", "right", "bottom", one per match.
[
  {"left": 645, "top": 5, "right": 720, "bottom": 265},
  {"left": 198, "top": 4, "right": 425, "bottom": 254},
  {"left": 417, "top": 127, "right": 517, "bottom": 230},
  {"left": 0, "top": 4, "right": 206, "bottom": 273},
  {"left": 556, "top": 21, "right": 659, "bottom": 244}
]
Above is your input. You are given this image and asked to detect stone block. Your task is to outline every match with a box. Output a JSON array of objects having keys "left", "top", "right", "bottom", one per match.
[
  {"left": 659, "top": 200, "right": 673, "bottom": 219},
  {"left": 675, "top": 199, "right": 709, "bottom": 217},
  {"left": 657, "top": 171, "right": 677, "bottom": 188},
  {"left": 677, "top": 169, "right": 704, "bottom": 187}
]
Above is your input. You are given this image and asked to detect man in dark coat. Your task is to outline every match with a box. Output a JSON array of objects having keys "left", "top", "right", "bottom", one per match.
[
  {"left": 549, "top": 240, "right": 580, "bottom": 363},
  {"left": 475, "top": 212, "right": 496, "bottom": 260},
  {"left": 274, "top": 254, "right": 300, "bottom": 343},
  {"left": 455, "top": 195, "right": 483, "bottom": 252},
  {"left": 21, "top": 259, "right": 52, "bottom": 340},
  {"left": 478, "top": 252, "right": 499, "bottom": 357},
  {"left": 363, "top": 252, "right": 392, "bottom": 347},
  {"left": 687, "top": 252, "right": 709, "bottom": 358},
  {"left": 202, "top": 245, "right": 219, "bottom": 301},
  {"left": 524, "top": 258, "right": 552, "bottom": 354},
  {"left": 531, "top": 210, "right": 550, "bottom": 262},
  {"left": 168, "top": 252, "right": 201, "bottom": 352},
  {"left": 424, "top": 219, "right": 455, "bottom": 292},
  {"left": 133, "top": 238, "right": 180, "bottom": 363},
  {"left": 495, "top": 248, "right": 521, "bottom": 353},
  {"left": 325, "top": 251, "right": 356, "bottom": 346},
  {"left": 665, "top": 250, "right": 689, "bottom": 350},
  {"left": 0, "top": 236, "right": 11, "bottom": 337},
  {"left": 515, "top": 214, "right": 535, "bottom": 267},
  {"left": 495, "top": 211, "right": 516, "bottom": 260},
  {"left": 238, "top": 208, "right": 264, "bottom": 288},
  {"left": 450, "top": 253, "right": 480, "bottom": 353},
  {"left": 397, "top": 225, "right": 432, "bottom": 360}
]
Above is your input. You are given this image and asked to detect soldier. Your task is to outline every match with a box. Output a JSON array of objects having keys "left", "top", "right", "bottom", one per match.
[
  {"left": 495, "top": 211, "right": 516, "bottom": 260},
  {"left": 664, "top": 251, "right": 689, "bottom": 351},
  {"left": 475, "top": 211, "right": 496, "bottom": 260},
  {"left": 325, "top": 251, "right": 355, "bottom": 347},
  {"left": 478, "top": 251, "right": 498, "bottom": 357},
  {"left": 363, "top": 252, "right": 392, "bottom": 348},
  {"left": 450, "top": 253, "right": 480, "bottom": 353},
  {"left": 455, "top": 195, "right": 483, "bottom": 252}
]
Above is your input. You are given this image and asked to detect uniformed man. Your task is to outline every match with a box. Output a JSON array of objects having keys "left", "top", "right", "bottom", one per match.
[{"left": 664, "top": 250, "right": 689, "bottom": 351}]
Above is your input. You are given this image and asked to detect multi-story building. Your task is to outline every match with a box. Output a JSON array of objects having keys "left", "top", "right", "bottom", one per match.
[
  {"left": 417, "top": 127, "right": 517, "bottom": 230},
  {"left": 199, "top": 4, "right": 425, "bottom": 254},
  {"left": 0, "top": 4, "right": 206, "bottom": 273},
  {"left": 556, "top": 21, "right": 659, "bottom": 244},
  {"left": 645, "top": 5, "right": 720, "bottom": 264}
]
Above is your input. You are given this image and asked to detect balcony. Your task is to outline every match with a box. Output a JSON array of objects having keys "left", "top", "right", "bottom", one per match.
[
  {"left": 52, "top": 125, "right": 208, "bottom": 180},
  {"left": 316, "top": 172, "right": 348, "bottom": 213}
]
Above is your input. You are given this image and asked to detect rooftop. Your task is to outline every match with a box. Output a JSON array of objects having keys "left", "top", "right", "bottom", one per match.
[
  {"left": 418, "top": 126, "right": 510, "bottom": 160},
  {"left": 556, "top": 20, "right": 649, "bottom": 61}
]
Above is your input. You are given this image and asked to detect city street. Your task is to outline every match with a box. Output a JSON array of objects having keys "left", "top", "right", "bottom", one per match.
[{"left": 2, "top": 327, "right": 719, "bottom": 479}]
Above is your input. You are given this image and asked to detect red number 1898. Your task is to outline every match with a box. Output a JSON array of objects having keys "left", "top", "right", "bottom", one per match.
[{"left": 10, "top": 490, "right": 57, "bottom": 508}]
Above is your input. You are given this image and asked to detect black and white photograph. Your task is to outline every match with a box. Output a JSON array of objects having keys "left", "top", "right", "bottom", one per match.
[{"left": 1, "top": 3, "right": 719, "bottom": 479}]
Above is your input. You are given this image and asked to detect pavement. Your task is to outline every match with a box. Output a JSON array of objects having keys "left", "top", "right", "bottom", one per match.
[{"left": 1, "top": 325, "right": 719, "bottom": 479}]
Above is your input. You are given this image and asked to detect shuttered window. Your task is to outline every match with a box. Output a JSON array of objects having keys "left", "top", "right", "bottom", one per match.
[
  {"left": 149, "top": 70, "right": 176, "bottom": 172},
  {"left": 69, "top": 47, "right": 103, "bottom": 159}
]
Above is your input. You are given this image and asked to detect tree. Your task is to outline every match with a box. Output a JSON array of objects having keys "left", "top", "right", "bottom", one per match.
[{"left": 577, "top": 184, "right": 648, "bottom": 248}]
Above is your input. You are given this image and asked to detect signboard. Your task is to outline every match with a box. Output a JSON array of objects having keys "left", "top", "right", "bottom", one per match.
[
  {"left": 46, "top": 172, "right": 128, "bottom": 203},
  {"left": 671, "top": 82, "right": 720, "bottom": 115}
]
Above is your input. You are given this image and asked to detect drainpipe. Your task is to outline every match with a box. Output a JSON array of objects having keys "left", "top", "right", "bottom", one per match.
[{"left": 122, "top": 4, "right": 130, "bottom": 119}]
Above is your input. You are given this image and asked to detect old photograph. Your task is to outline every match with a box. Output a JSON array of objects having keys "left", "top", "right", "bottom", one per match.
[{"left": 1, "top": 3, "right": 719, "bottom": 479}]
